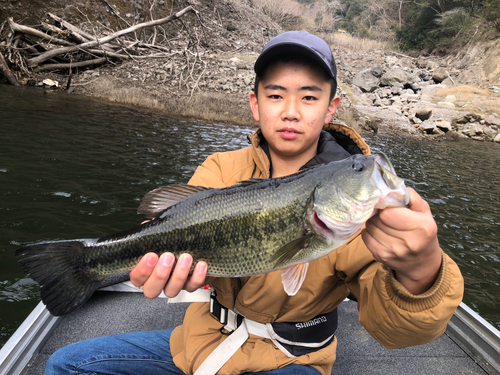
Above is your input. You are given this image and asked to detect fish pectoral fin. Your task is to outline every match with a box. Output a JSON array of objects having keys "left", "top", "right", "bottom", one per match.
[
  {"left": 281, "top": 262, "right": 309, "bottom": 296},
  {"left": 270, "top": 234, "right": 312, "bottom": 268},
  {"left": 137, "top": 184, "right": 212, "bottom": 218}
]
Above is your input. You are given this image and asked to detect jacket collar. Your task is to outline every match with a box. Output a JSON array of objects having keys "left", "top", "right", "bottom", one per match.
[{"left": 248, "top": 122, "right": 370, "bottom": 177}]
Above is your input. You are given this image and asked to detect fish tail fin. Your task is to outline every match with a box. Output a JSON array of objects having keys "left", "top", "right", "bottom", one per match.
[{"left": 15, "top": 239, "right": 102, "bottom": 316}]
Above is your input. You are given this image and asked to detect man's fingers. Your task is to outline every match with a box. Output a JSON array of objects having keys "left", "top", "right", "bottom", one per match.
[
  {"left": 142, "top": 252, "right": 175, "bottom": 299},
  {"left": 130, "top": 252, "right": 158, "bottom": 288},
  {"left": 184, "top": 261, "right": 208, "bottom": 292},
  {"left": 163, "top": 254, "right": 193, "bottom": 298}
]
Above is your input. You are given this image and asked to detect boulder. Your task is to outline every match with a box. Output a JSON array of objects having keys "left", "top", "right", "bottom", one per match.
[
  {"left": 370, "top": 66, "right": 385, "bottom": 78},
  {"left": 462, "top": 123, "right": 485, "bottom": 136},
  {"left": 437, "top": 102, "right": 456, "bottom": 109},
  {"left": 432, "top": 67, "right": 448, "bottom": 83},
  {"left": 410, "top": 83, "right": 422, "bottom": 92},
  {"left": 421, "top": 94, "right": 433, "bottom": 103},
  {"left": 410, "top": 116, "right": 422, "bottom": 124},
  {"left": 401, "top": 93, "right": 420, "bottom": 103},
  {"left": 435, "top": 120, "right": 452, "bottom": 132},
  {"left": 415, "top": 107, "right": 433, "bottom": 121},
  {"left": 419, "top": 122, "right": 437, "bottom": 134},
  {"left": 421, "top": 84, "right": 447, "bottom": 95},
  {"left": 441, "top": 77, "right": 454, "bottom": 87},
  {"left": 426, "top": 61, "right": 440, "bottom": 70},
  {"left": 353, "top": 69, "right": 379, "bottom": 92},
  {"left": 379, "top": 68, "right": 416, "bottom": 87},
  {"left": 444, "top": 95, "right": 456, "bottom": 103},
  {"left": 494, "top": 133, "right": 500, "bottom": 143},
  {"left": 484, "top": 127, "right": 498, "bottom": 141}
]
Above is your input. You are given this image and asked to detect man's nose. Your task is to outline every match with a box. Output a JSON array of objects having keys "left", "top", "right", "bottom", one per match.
[{"left": 281, "top": 98, "right": 301, "bottom": 122}]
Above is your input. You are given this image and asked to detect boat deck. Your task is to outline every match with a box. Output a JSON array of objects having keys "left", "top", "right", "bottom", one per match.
[{"left": 20, "top": 291, "right": 490, "bottom": 375}]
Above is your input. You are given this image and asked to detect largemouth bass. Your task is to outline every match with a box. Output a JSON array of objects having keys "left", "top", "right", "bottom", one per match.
[{"left": 16, "top": 153, "right": 410, "bottom": 316}]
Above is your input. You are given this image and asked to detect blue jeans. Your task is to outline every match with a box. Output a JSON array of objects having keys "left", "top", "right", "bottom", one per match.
[{"left": 45, "top": 328, "right": 320, "bottom": 375}]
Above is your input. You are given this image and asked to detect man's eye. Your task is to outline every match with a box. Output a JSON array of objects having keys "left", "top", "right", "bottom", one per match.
[
  {"left": 269, "top": 95, "right": 282, "bottom": 99},
  {"left": 304, "top": 96, "right": 317, "bottom": 101}
]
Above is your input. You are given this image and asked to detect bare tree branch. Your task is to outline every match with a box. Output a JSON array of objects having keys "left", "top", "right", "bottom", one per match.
[{"left": 28, "top": 6, "right": 197, "bottom": 67}]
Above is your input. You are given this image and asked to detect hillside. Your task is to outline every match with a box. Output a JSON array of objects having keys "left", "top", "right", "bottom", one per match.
[{"left": 1, "top": 0, "right": 499, "bottom": 141}]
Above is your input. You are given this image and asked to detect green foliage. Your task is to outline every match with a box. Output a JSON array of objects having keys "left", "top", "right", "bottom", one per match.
[
  {"left": 397, "top": 0, "right": 499, "bottom": 50},
  {"left": 481, "top": 0, "right": 500, "bottom": 30},
  {"left": 339, "top": 0, "right": 365, "bottom": 33}
]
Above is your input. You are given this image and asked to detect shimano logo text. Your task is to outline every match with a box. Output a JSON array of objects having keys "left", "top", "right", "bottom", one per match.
[{"left": 295, "top": 316, "right": 327, "bottom": 330}]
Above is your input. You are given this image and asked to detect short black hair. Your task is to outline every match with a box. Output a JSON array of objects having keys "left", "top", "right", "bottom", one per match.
[{"left": 253, "top": 53, "right": 337, "bottom": 102}]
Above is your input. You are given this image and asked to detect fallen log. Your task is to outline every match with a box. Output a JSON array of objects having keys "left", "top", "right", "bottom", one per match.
[
  {"left": 0, "top": 51, "right": 20, "bottom": 86},
  {"left": 33, "top": 57, "right": 107, "bottom": 72},
  {"left": 8, "top": 18, "right": 74, "bottom": 47},
  {"left": 47, "top": 13, "right": 116, "bottom": 52},
  {"left": 28, "top": 6, "right": 197, "bottom": 68},
  {"left": 47, "top": 13, "right": 96, "bottom": 42}
]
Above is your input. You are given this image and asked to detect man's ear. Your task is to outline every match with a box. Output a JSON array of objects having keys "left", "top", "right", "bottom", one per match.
[
  {"left": 324, "top": 95, "right": 341, "bottom": 125},
  {"left": 249, "top": 91, "right": 260, "bottom": 122}
]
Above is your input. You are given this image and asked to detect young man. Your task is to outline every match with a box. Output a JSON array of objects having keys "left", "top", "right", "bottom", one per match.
[{"left": 46, "top": 31, "right": 463, "bottom": 375}]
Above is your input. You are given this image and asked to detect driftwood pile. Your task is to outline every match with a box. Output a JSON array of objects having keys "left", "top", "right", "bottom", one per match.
[{"left": 0, "top": 5, "right": 205, "bottom": 87}]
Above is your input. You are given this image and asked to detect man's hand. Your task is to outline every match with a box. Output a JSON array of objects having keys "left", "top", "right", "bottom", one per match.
[
  {"left": 361, "top": 188, "right": 443, "bottom": 295},
  {"left": 130, "top": 252, "right": 207, "bottom": 299}
]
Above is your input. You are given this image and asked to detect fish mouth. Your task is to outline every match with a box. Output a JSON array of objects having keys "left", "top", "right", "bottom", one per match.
[
  {"left": 372, "top": 153, "right": 411, "bottom": 208},
  {"left": 311, "top": 209, "right": 362, "bottom": 241}
]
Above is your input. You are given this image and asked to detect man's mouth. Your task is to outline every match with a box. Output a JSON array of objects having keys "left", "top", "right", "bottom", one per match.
[{"left": 278, "top": 128, "right": 302, "bottom": 139}]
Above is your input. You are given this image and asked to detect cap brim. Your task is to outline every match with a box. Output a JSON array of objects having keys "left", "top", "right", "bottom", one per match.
[{"left": 254, "top": 43, "right": 335, "bottom": 79}]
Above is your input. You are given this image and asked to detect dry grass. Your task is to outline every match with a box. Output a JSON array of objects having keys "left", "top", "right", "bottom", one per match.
[
  {"left": 323, "top": 32, "right": 393, "bottom": 53},
  {"left": 252, "top": 0, "right": 304, "bottom": 29},
  {"left": 433, "top": 85, "right": 500, "bottom": 115},
  {"left": 87, "top": 77, "right": 257, "bottom": 125}
]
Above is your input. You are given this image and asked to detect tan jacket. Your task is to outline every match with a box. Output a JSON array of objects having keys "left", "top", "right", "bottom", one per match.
[{"left": 170, "top": 123, "right": 464, "bottom": 375}]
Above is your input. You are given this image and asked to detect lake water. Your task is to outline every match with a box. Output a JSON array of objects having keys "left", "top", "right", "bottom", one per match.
[{"left": 1, "top": 84, "right": 499, "bottom": 348}]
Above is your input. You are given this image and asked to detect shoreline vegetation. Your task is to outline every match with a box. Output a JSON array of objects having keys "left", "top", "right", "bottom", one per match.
[{"left": 0, "top": 0, "right": 499, "bottom": 141}]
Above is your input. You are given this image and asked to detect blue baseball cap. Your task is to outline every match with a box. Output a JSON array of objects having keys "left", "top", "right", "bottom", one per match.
[{"left": 254, "top": 31, "right": 337, "bottom": 94}]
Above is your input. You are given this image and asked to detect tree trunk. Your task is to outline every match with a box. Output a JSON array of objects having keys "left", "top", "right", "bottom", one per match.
[{"left": 0, "top": 51, "right": 20, "bottom": 86}]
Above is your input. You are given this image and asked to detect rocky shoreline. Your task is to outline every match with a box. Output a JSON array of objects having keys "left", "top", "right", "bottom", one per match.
[
  {"left": 26, "top": 41, "right": 500, "bottom": 143},
  {"left": 339, "top": 49, "right": 500, "bottom": 142}
]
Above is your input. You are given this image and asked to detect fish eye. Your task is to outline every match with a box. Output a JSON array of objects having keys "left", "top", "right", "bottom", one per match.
[{"left": 352, "top": 162, "right": 364, "bottom": 172}]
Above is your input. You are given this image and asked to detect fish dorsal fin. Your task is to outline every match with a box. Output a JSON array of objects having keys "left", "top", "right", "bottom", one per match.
[
  {"left": 270, "top": 234, "right": 312, "bottom": 268},
  {"left": 137, "top": 184, "right": 211, "bottom": 218},
  {"left": 238, "top": 178, "right": 266, "bottom": 186},
  {"left": 281, "top": 262, "right": 309, "bottom": 296}
]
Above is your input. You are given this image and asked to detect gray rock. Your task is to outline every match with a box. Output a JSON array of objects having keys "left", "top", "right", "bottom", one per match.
[
  {"left": 435, "top": 120, "right": 452, "bottom": 132},
  {"left": 441, "top": 77, "right": 454, "bottom": 87},
  {"left": 432, "top": 67, "right": 448, "bottom": 83},
  {"left": 401, "top": 93, "right": 420, "bottom": 103},
  {"left": 410, "top": 83, "right": 422, "bottom": 92},
  {"left": 444, "top": 95, "right": 456, "bottom": 103},
  {"left": 416, "top": 107, "right": 433, "bottom": 121},
  {"left": 484, "top": 127, "right": 498, "bottom": 141},
  {"left": 410, "top": 116, "right": 422, "bottom": 124},
  {"left": 421, "top": 84, "right": 447, "bottom": 95},
  {"left": 353, "top": 70, "right": 379, "bottom": 92},
  {"left": 462, "top": 123, "right": 485, "bottom": 136},
  {"left": 370, "top": 66, "right": 385, "bottom": 78},
  {"left": 437, "top": 102, "right": 456, "bottom": 110},
  {"left": 388, "top": 105, "right": 402, "bottom": 114},
  {"left": 380, "top": 69, "right": 416, "bottom": 87},
  {"left": 419, "top": 122, "right": 436, "bottom": 134},
  {"left": 494, "top": 133, "right": 500, "bottom": 143},
  {"left": 426, "top": 61, "right": 440, "bottom": 70}
]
